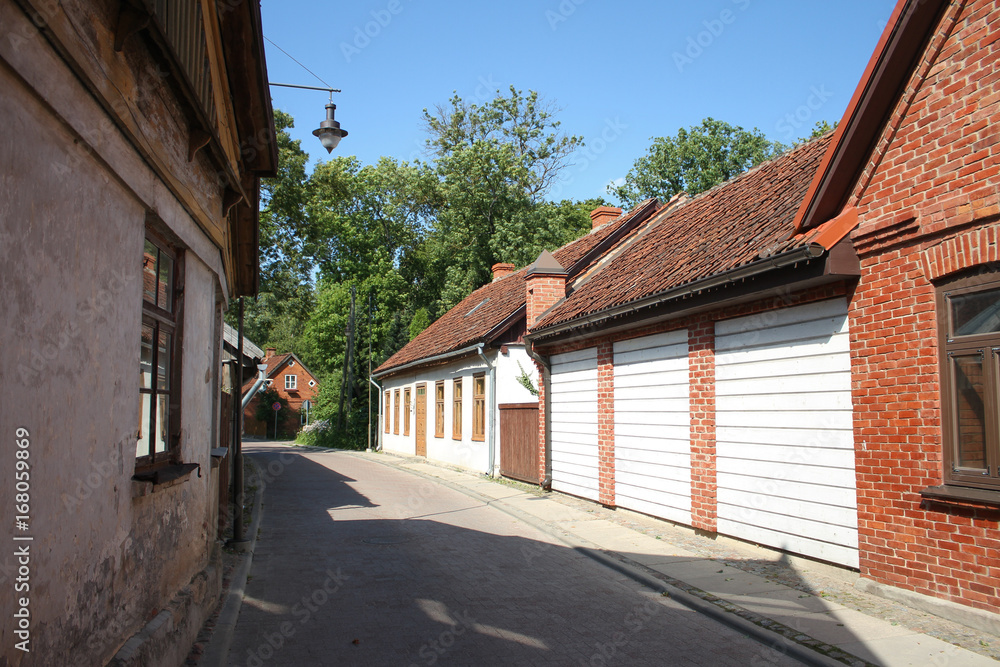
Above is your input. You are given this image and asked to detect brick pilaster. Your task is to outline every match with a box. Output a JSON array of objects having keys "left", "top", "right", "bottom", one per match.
[
  {"left": 535, "top": 358, "right": 548, "bottom": 485},
  {"left": 597, "top": 341, "right": 615, "bottom": 507},
  {"left": 689, "top": 318, "right": 717, "bottom": 532}
]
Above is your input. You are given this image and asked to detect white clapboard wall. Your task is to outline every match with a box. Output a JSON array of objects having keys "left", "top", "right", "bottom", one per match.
[
  {"left": 715, "top": 298, "right": 859, "bottom": 568},
  {"left": 549, "top": 347, "right": 599, "bottom": 501},
  {"left": 613, "top": 330, "right": 691, "bottom": 524}
]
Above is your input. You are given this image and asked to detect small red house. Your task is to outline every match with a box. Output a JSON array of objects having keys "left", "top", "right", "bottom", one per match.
[{"left": 243, "top": 348, "right": 320, "bottom": 438}]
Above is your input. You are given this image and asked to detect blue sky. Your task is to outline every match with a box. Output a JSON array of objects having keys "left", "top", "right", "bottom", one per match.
[{"left": 261, "top": 0, "right": 897, "bottom": 205}]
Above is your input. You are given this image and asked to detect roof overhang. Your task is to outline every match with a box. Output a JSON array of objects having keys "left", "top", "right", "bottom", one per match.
[
  {"left": 793, "top": 0, "right": 949, "bottom": 232},
  {"left": 526, "top": 242, "right": 860, "bottom": 346},
  {"left": 373, "top": 343, "right": 493, "bottom": 380}
]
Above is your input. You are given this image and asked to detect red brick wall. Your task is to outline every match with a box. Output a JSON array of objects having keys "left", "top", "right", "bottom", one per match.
[
  {"left": 597, "top": 341, "right": 616, "bottom": 506},
  {"left": 244, "top": 359, "right": 320, "bottom": 437},
  {"left": 847, "top": 0, "right": 1000, "bottom": 614},
  {"left": 688, "top": 318, "right": 717, "bottom": 532}
]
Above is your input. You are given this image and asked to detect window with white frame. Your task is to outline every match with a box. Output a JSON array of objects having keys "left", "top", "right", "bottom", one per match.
[{"left": 285, "top": 374, "right": 297, "bottom": 390}]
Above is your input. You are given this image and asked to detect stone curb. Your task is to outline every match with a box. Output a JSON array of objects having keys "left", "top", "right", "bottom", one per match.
[{"left": 200, "top": 456, "right": 265, "bottom": 667}]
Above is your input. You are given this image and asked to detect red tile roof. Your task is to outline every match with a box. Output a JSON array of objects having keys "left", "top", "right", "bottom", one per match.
[
  {"left": 374, "top": 200, "right": 661, "bottom": 376},
  {"left": 531, "top": 134, "right": 835, "bottom": 332},
  {"left": 241, "top": 353, "right": 318, "bottom": 393}
]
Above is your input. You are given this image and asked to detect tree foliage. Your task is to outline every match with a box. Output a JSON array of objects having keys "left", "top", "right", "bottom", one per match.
[{"left": 610, "top": 117, "right": 786, "bottom": 208}]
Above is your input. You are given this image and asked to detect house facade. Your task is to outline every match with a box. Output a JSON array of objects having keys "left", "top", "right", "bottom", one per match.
[
  {"left": 243, "top": 349, "right": 320, "bottom": 438},
  {"left": 373, "top": 202, "right": 666, "bottom": 479},
  {"left": 523, "top": 0, "right": 1000, "bottom": 625},
  {"left": 0, "top": 1, "right": 275, "bottom": 664}
]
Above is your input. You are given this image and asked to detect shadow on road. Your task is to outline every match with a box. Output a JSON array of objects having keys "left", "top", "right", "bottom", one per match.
[{"left": 229, "top": 446, "right": 856, "bottom": 666}]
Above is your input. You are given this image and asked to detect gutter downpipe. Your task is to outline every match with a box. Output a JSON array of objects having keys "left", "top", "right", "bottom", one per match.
[
  {"left": 525, "top": 341, "right": 552, "bottom": 491},
  {"left": 476, "top": 344, "right": 497, "bottom": 478},
  {"left": 369, "top": 376, "right": 383, "bottom": 451},
  {"left": 242, "top": 363, "right": 269, "bottom": 410}
]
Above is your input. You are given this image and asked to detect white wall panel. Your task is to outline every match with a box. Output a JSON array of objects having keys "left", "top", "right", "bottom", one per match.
[
  {"left": 550, "top": 347, "right": 599, "bottom": 500},
  {"left": 613, "top": 330, "right": 691, "bottom": 525},
  {"left": 715, "top": 299, "right": 859, "bottom": 568}
]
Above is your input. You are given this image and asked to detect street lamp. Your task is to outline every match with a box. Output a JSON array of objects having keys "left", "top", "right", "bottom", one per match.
[{"left": 268, "top": 82, "right": 348, "bottom": 153}]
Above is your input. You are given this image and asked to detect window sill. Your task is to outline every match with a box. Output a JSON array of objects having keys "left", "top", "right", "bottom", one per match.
[
  {"left": 471, "top": 436, "right": 485, "bottom": 443},
  {"left": 920, "top": 484, "right": 1000, "bottom": 508},
  {"left": 132, "top": 462, "right": 199, "bottom": 498}
]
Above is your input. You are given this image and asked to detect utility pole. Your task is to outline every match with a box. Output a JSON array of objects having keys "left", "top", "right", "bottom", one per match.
[{"left": 367, "top": 292, "right": 373, "bottom": 452}]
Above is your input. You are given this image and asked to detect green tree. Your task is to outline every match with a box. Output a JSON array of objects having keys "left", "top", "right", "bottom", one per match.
[
  {"left": 421, "top": 87, "right": 583, "bottom": 311},
  {"left": 798, "top": 119, "right": 838, "bottom": 144},
  {"left": 610, "top": 118, "right": 786, "bottom": 208},
  {"left": 230, "top": 110, "right": 314, "bottom": 356}
]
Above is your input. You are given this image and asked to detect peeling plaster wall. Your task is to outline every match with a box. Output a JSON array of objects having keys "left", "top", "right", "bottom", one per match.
[{"left": 0, "top": 2, "right": 227, "bottom": 664}]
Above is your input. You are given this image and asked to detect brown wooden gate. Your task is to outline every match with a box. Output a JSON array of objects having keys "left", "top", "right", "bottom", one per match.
[{"left": 499, "top": 403, "right": 539, "bottom": 484}]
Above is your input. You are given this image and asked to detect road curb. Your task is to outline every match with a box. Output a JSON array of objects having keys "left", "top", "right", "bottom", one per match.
[
  {"left": 353, "top": 451, "right": 866, "bottom": 667},
  {"left": 200, "top": 456, "right": 265, "bottom": 667}
]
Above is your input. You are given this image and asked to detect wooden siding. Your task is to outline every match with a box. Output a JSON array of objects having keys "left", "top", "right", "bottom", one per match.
[
  {"left": 613, "top": 330, "right": 691, "bottom": 524},
  {"left": 550, "top": 348, "right": 599, "bottom": 500},
  {"left": 714, "top": 298, "right": 859, "bottom": 568}
]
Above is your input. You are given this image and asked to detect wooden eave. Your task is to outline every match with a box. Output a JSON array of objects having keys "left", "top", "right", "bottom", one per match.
[{"left": 793, "top": 0, "right": 949, "bottom": 233}]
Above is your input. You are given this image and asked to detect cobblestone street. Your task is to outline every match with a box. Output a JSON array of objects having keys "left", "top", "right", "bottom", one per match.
[{"left": 225, "top": 444, "right": 804, "bottom": 666}]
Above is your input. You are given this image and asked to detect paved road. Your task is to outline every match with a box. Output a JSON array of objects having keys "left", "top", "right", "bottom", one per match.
[{"left": 226, "top": 444, "right": 804, "bottom": 666}]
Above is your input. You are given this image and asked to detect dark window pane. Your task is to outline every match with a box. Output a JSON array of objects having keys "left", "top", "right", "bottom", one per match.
[
  {"left": 137, "top": 393, "right": 151, "bottom": 458},
  {"left": 143, "top": 240, "right": 158, "bottom": 304},
  {"left": 950, "top": 287, "right": 1000, "bottom": 337},
  {"left": 157, "top": 331, "right": 170, "bottom": 391},
  {"left": 140, "top": 324, "right": 154, "bottom": 389},
  {"left": 158, "top": 253, "right": 173, "bottom": 311},
  {"left": 952, "top": 353, "right": 987, "bottom": 470}
]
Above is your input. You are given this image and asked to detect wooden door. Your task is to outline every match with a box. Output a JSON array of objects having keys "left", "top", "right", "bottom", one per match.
[
  {"left": 499, "top": 403, "right": 539, "bottom": 483},
  {"left": 415, "top": 383, "right": 427, "bottom": 457}
]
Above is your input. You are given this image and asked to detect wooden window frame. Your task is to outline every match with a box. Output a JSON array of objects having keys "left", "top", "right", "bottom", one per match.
[
  {"left": 393, "top": 389, "right": 400, "bottom": 435},
  {"left": 404, "top": 387, "right": 411, "bottom": 436},
  {"left": 285, "top": 374, "right": 297, "bottom": 390},
  {"left": 452, "top": 378, "right": 463, "bottom": 440},
  {"left": 138, "top": 233, "right": 181, "bottom": 469},
  {"left": 384, "top": 390, "right": 390, "bottom": 433},
  {"left": 472, "top": 373, "right": 486, "bottom": 442},
  {"left": 435, "top": 381, "right": 445, "bottom": 438},
  {"left": 937, "top": 268, "right": 1000, "bottom": 491}
]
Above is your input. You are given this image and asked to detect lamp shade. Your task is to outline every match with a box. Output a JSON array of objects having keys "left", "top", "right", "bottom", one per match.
[{"left": 313, "top": 103, "right": 348, "bottom": 154}]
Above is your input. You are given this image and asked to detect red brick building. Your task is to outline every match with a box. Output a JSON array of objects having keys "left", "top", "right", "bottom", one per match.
[
  {"left": 243, "top": 348, "right": 320, "bottom": 438},
  {"left": 522, "top": 0, "right": 1000, "bottom": 628}
]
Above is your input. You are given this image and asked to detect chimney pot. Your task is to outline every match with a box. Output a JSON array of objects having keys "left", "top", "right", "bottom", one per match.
[
  {"left": 590, "top": 206, "right": 622, "bottom": 230},
  {"left": 265, "top": 347, "right": 276, "bottom": 359},
  {"left": 491, "top": 263, "right": 516, "bottom": 281}
]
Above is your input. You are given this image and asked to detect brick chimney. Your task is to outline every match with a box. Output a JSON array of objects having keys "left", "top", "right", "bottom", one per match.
[
  {"left": 265, "top": 347, "right": 276, "bottom": 359},
  {"left": 525, "top": 250, "right": 567, "bottom": 329},
  {"left": 491, "top": 263, "right": 515, "bottom": 282},
  {"left": 590, "top": 206, "right": 622, "bottom": 230}
]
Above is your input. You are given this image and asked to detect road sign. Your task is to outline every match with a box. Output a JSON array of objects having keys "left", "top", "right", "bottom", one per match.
[{"left": 272, "top": 402, "right": 281, "bottom": 411}]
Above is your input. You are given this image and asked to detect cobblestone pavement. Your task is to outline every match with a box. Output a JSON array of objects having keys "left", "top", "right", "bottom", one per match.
[{"left": 225, "top": 445, "right": 805, "bottom": 666}]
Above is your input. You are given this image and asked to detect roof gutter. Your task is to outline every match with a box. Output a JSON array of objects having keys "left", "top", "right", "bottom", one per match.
[
  {"left": 373, "top": 342, "right": 487, "bottom": 380},
  {"left": 526, "top": 244, "right": 826, "bottom": 343}
]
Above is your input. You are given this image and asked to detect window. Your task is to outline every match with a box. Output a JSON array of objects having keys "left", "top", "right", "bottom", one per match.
[
  {"left": 394, "top": 389, "right": 400, "bottom": 435},
  {"left": 384, "top": 390, "right": 390, "bottom": 433},
  {"left": 453, "top": 378, "right": 463, "bottom": 440},
  {"left": 938, "top": 269, "right": 1000, "bottom": 490},
  {"left": 285, "top": 374, "right": 297, "bottom": 390},
  {"left": 435, "top": 381, "right": 445, "bottom": 438},
  {"left": 404, "top": 388, "right": 411, "bottom": 436},
  {"left": 138, "top": 236, "right": 177, "bottom": 465},
  {"left": 472, "top": 373, "right": 486, "bottom": 442}
]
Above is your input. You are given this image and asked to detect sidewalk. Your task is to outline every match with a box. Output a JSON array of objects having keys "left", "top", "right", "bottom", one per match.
[{"left": 352, "top": 448, "right": 999, "bottom": 667}]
